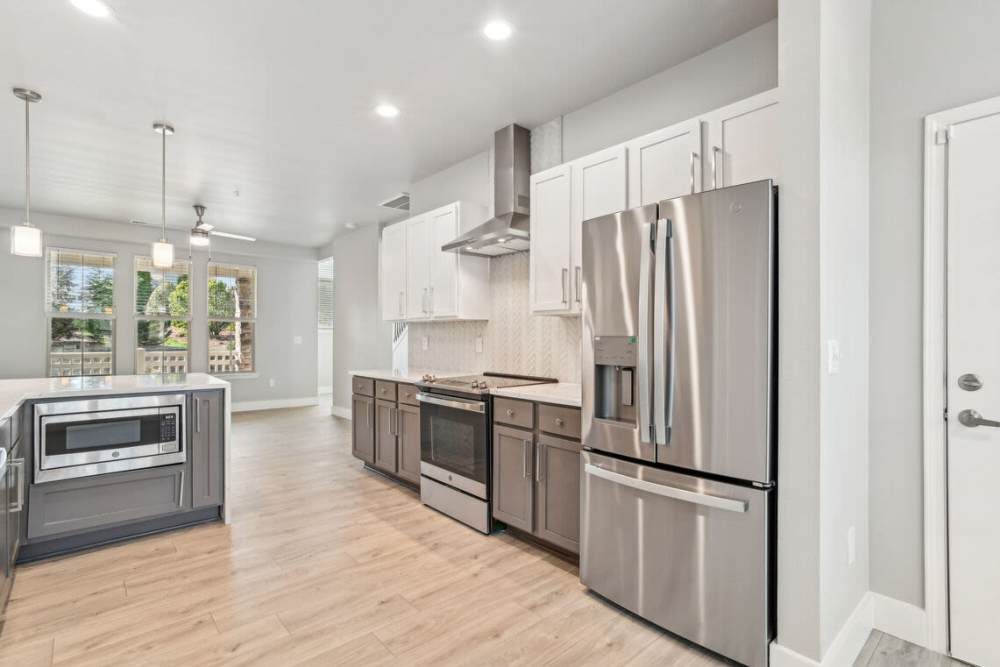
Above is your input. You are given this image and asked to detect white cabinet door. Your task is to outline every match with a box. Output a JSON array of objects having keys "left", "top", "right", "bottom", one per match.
[
  {"left": 626, "top": 118, "right": 702, "bottom": 208},
  {"left": 530, "top": 164, "right": 573, "bottom": 313},
  {"left": 380, "top": 222, "right": 406, "bottom": 320},
  {"left": 429, "top": 204, "right": 459, "bottom": 318},
  {"left": 703, "top": 89, "right": 780, "bottom": 189},
  {"left": 405, "top": 216, "right": 430, "bottom": 319},
  {"left": 571, "top": 145, "right": 627, "bottom": 311}
]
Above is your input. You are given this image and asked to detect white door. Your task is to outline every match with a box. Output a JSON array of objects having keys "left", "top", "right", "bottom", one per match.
[
  {"left": 380, "top": 222, "right": 406, "bottom": 320},
  {"left": 946, "top": 108, "right": 1000, "bottom": 667},
  {"left": 530, "top": 164, "right": 573, "bottom": 313},
  {"left": 626, "top": 118, "right": 702, "bottom": 208},
  {"left": 703, "top": 89, "right": 780, "bottom": 189},
  {"left": 571, "top": 145, "right": 627, "bottom": 311},
  {"left": 405, "top": 216, "right": 430, "bottom": 319},
  {"left": 429, "top": 204, "right": 459, "bottom": 318}
]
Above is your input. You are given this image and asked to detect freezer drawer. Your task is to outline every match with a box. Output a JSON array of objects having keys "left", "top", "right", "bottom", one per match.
[{"left": 580, "top": 450, "right": 773, "bottom": 667}]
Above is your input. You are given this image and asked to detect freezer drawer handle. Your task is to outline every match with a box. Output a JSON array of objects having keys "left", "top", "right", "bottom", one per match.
[{"left": 584, "top": 464, "right": 747, "bottom": 513}]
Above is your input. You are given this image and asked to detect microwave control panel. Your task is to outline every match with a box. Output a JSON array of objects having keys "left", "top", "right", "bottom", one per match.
[{"left": 159, "top": 412, "right": 178, "bottom": 443}]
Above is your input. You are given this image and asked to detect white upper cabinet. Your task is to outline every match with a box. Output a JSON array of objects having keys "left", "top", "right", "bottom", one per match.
[
  {"left": 529, "top": 164, "right": 573, "bottom": 313},
  {"left": 702, "top": 88, "right": 780, "bottom": 189},
  {"left": 380, "top": 221, "right": 407, "bottom": 321},
  {"left": 626, "top": 118, "right": 703, "bottom": 208},
  {"left": 385, "top": 201, "right": 489, "bottom": 322}
]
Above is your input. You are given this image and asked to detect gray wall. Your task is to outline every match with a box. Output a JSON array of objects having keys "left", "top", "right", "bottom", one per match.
[
  {"left": 869, "top": 0, "right": 1000, "bottom": 608},
  {"left": 0, "top": 208, "right": 319, "bottom": 405},
  {"left": 320, "top": 224, "right": 392, "bottom": 412}
]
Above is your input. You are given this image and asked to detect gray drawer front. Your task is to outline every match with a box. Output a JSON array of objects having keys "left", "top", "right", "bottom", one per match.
[
  {"left": 352, "top": 377, "right": 374, "bottom": 397},
  {"left": 397, "top": 383, "right": 420, "bottom": 406},
  {"left": 494, "top": 398, "right": 534, "bottom": 430},
  {"left": 538, "top": 404, "right": 582, "bottom": 440},
  {"left": 375, "top": 381, "right": 397, "bottom": 401},
  {"left": 28, "top": 466, "right": 188, "bottom": 540}
]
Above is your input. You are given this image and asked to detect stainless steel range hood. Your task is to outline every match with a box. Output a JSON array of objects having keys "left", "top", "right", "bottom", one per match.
[{"left": 442, "top": 124, "right": 530, "bottom": 256}]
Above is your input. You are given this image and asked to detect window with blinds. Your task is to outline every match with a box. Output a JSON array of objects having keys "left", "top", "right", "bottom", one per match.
[
  {"left": 318, "top": 258, "right": 334, "bottom": 330},
  {"left": 45, "top": 248, "right": 116, "bottom": 377},
  {"left": 135, "top": 257, "right": 191, "bottom": 375},
  {"left": 207, "top": 262, "right": 257, "bottom": 374}
]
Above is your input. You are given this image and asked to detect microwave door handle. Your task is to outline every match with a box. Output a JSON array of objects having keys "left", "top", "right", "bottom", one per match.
[
  {"left": 653, "top": 218, "right": 670, "bottom": 447},
  {"left": 637, "top": 221, "right": 655, "bottom": 444}
]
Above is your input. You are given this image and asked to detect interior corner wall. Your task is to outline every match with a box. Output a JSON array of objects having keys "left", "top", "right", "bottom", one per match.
[{"left": 869, "top": 0, "right": 1000, "bottom": 609}]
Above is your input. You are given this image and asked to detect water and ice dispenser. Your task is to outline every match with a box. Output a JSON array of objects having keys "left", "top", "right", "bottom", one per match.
[{"left": 592, "top": 335, "right": 638, "bottom": 426}]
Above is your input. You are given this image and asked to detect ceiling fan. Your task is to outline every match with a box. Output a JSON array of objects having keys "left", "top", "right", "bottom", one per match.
[{"left": 189, "top": 204, "right": 256, "bottom": 244}]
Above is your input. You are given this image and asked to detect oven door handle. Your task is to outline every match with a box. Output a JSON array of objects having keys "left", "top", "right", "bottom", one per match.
[{"left": 415, "top": 393, "right": 485, "bottom": 413}]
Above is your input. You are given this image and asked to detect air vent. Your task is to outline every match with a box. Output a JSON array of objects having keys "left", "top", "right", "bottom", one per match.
[{"left": 379, "top": 192, "right": 411, "bottom": 211}]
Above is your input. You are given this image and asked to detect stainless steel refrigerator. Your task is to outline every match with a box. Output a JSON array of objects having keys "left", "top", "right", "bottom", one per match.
[{"left": 580, "top": 179, "right": 776, "bottom": 667}]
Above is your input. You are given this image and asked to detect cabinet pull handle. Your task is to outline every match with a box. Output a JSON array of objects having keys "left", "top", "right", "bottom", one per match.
[
  {"left": 12, "top": 458, "right": 25, "bottom": 513},
  {"left": 555, "top": 417, "right": 564, "bottom": 427},
  {"left": 575, "top": 266, "right": 582, "bottom": 304},
  {"left": 535, "top": 443, "right": 544, "bottom": 482},
  {"left": 196, "top": 398, "right": 202, "bottom": 434},
  {"left": 561, "top": 268, "right": 569, "bottom": 303},
  {"left": 689, "top": 151, "right": 698, "bottom": 193},
  {"left": 522, "top": 439, "right": 530, "bottom": 479},
  {"left": 712, "top": 145, "right": 722, "bottom": 189},
  {"left": 395, "top": 408, "right": 402, "bottom": 437}
]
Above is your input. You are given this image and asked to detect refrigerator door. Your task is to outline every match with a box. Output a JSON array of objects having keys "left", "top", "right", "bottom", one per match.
[
  {"left": 657, "top": 180, "right": 775, "bottom": 484},
  {"left": 580, "top": 450, "right": 773, "bottom": 667},
  {"left": 581, "top": 204, "right": 658, "bottom": 462}
]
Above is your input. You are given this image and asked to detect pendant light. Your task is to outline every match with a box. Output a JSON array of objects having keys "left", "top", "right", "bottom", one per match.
[
  {"left": 151, "top": 122, "right": 175, "bottom": 268},
  {"left": 10, "top": 88, "right": 43, "bottom": 257},
  {"left": 190, "top": 204, "right": 211, "bottom": 249}
]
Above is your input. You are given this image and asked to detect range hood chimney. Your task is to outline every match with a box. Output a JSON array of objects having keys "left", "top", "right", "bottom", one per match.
[{"left": 442, "top": 124, "right": 531, "bottom": 256}]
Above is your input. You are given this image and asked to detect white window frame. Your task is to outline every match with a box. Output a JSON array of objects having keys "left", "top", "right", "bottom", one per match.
[
  {"left": 44, "top": 247, "right": 118, "bottom": 378},
  {"left": 207, "top": 262, "right": 258, "bottom": 375},
  {"left": 134, "top": 256, "right": 192, "bottom": 376}
]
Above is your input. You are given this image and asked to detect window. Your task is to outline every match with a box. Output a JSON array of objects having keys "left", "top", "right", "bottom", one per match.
[
  {"left": 46, "top": 249, "right": 116, "bottom": 377},
  {"left": 318, "top": 258, "right": 334, "bottom": 330},
  {"left": 135, "top": 257, "right": 190, "bottom": 375},
  {"left": 207, "top": 262, "right": 256, "bottom": 373}
]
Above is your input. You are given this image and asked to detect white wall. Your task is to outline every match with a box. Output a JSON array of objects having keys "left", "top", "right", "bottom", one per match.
[
  {"left": 869, "top": 0, "right": 1000, "bottom": 609},
  {"left": 318, "top": 328, "right": 333, "bottom": 394},
  {"left": 0, "top": 208, "right": 319, "bottom": 406},
  {"left": 320, "top": 224, "right": 392, "bottom": 413}
]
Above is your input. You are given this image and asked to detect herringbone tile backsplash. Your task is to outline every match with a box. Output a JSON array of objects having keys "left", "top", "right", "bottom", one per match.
[{"left": 407, "top": 253, "right": 582, "bottom": 382}]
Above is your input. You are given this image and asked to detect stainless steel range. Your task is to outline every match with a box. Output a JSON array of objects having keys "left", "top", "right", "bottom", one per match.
[{"left": 416, "top": 372, "right": 555, "bottom": 533}]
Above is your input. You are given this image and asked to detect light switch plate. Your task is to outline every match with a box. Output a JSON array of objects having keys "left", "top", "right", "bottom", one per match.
[
  {"left": 422, "top": 336, "right": 429, "bottom": 351},
  {"left": 827, "top": 339, "right": 841, "bottom": 375},
  {"left": 475, "top": 336, "right": 484, "bottom": 354},
  {"left": 293, "top": 335, "right": 303, "bottom": 345}
]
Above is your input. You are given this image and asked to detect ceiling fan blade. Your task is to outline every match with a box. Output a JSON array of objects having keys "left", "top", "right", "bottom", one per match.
[{"left": 210, "top": 230, "right": 257, "bottom": 242}]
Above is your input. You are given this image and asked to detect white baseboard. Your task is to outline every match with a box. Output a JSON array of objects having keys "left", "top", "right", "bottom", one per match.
[
  {"left": 232, "top": 397, "right": 319, "bottom": 413},
  {"left": 871, "top": 592, "right": 928, "bottom": 649},
  {"left": 771, "top": 593, "right": 874, "bottom": 667},
  {"left": 318, "top": 385, "right": 333, "bottom": 396},
  {"left": 331, "top": 405, "right": 351, "bottom": 419}
]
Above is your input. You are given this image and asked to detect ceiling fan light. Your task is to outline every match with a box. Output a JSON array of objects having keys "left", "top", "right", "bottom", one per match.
[
  {"left": 151, "top": 240, "right": 175, "bottom": 268},
  {"left": 190, "top": 228, "right": 211, "bottom": 247},
  {"left": 10, "top": 223, "right": 43, "bottom": 257}
]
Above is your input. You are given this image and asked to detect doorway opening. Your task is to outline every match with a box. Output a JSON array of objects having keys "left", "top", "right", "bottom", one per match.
[{"left": 318, "top": 257, "right": 335, "bottom": 401}]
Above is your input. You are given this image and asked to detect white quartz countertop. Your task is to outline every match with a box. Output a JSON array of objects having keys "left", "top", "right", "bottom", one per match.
[
  {"left": 349, "top": 369, "right": 473, "bottom": 384},
  {"left": 492, "top": 383, "right": 582, "bottom": 408},
  {"left": 0, "top": 373, "right": 230, "bottom": 421}
]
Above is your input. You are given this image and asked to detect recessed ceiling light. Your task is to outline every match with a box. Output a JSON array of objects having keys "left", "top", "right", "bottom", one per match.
[
  {"left": 70, "top": 0, "right": 112, "bottom": 18},
  {"left": 483, "top": 20, "right": 513, "bottom": 41},
  {"left": 375, "top": 104, "right": 400, "bottom": 119}
]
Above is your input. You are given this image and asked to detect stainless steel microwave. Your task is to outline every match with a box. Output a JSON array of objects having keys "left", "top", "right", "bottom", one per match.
[{"left": 34, "top": 394, "right": 186, "bottom": 483}]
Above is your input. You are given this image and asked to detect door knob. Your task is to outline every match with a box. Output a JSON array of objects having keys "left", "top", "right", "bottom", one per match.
[{"left": 958, "top": 409, "right": 1000, "bottom": 428}]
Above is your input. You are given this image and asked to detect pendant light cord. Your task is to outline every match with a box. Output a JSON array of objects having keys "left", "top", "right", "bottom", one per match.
[
  {"left": 24, "top": 95, "right": 31, "bottom": 226},
  {"left": 161, "top": 125, "right": 166, "bottom": 242}
]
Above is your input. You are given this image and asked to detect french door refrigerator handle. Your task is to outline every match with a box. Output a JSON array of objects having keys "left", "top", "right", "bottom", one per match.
[
  {"left": 653, "top": 219, "right": 670, "bottom": 446},
  {"left": 637, "top": 221, "right": 655, "bottom": 444},
  {"left": 584, "top": 464, "right": 747, "bottom": 513}
]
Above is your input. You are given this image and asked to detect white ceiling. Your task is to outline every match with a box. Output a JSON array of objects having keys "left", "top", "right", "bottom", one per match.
[{"left": 0, "top": 0, "right": 776, "bottom": 247}]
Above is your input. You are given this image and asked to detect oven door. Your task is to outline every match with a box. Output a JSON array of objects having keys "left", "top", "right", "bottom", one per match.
[{"left": 417, "top": 392, "right": 488, "bottom": 499}]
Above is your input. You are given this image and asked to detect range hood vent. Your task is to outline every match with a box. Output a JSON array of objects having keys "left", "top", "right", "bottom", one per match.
[{"left": 442, "top": 124, "right": 530, "bottom": 256}]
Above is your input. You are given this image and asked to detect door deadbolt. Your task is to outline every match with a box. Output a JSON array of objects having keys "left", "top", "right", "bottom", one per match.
[{"left": 958, "top": 373, "right": 983, "bottom": 392}]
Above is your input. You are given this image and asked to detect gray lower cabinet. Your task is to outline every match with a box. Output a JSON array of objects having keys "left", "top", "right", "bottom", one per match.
[
  {"left": 190, "top": 390, "right": 224, "bottom": 508},
  {"left": 28, "top": 465, "right": 188, "bottom": 540},
  {"left": 374, "top": 399, "right": 398, "bottom": 474},
  {"left": 351, "top": 394, "right": 375, "bottom": 464},
  {"left": 396, "top": 404, "right": 421, "bottom": 485},
  {"left": 492, "top": 424, "right": 534, "bottom": 532},
  {"left": 534, "top": 433, "right": 581, "bottom": 553}
]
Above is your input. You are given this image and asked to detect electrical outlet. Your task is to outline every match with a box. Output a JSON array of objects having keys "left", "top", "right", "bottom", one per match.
[
  {"left": 475, "top": 336, "right": 484, "bottom": 354},
  {"left": 827, "top": 339, "right": 841, "bottom": 375},
  {"left": 421, "top": 336, "right": 429, "bottom": 351},
  {"left": 269, "top": 378, "right": 276, "bottom": 388},
  {"left": 293, "top": 335, "right": 303, "bottom": 345},
  {"left": 847, "top": 525, "right": 856, "bottom": 565}
]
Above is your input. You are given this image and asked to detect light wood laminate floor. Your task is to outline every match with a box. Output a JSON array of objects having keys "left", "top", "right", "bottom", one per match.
[{"left": 0, "top": 403, "right": 729, "bottom": 666}]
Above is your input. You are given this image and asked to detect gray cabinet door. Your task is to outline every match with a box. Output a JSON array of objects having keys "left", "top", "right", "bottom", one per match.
[
  {"left": 492, "top": 425, "right": 534, "bottom": 532},
  {"left": 396, "top": 404, "right": 421, "bottom": 485},
  {"left": 535, "top": 433, "right": 581, "bottom": 554},
  {"left": 374, "top": 399, "right": 398, "bottom": 474},
  {"left": 191, "top": 390, "right": 224, "bottom": 508},
  {"left": 351, "top": 395, "right": 375, "bottom": 464}
]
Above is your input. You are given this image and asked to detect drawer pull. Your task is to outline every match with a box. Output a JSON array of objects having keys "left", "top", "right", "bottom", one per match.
[
  {"left": 506, "top": 409, "right": 514, "bottom": 417},
  {"left": 555, "top": 417, "right": 564, "bottom": 427}
]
